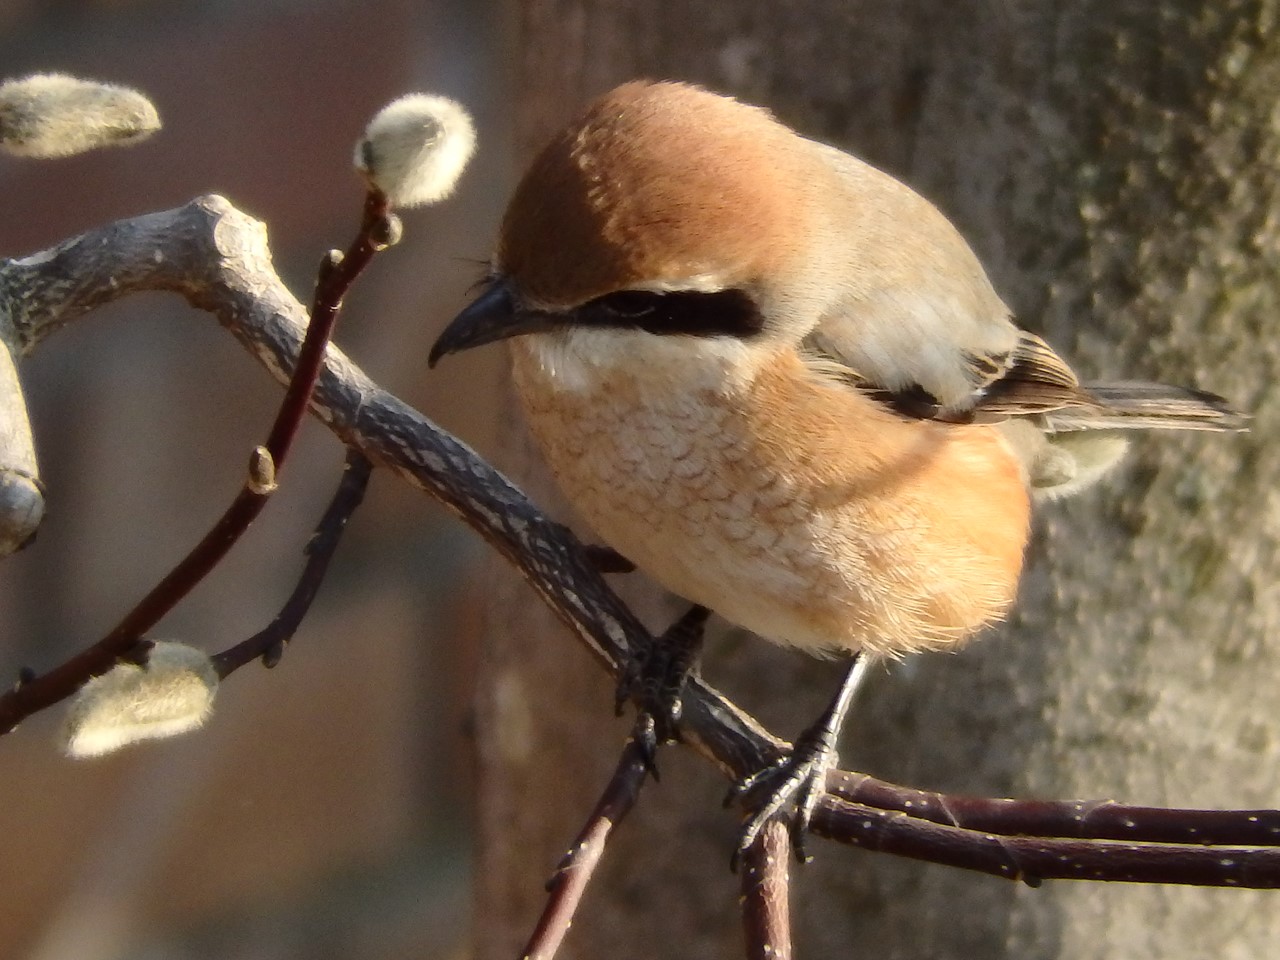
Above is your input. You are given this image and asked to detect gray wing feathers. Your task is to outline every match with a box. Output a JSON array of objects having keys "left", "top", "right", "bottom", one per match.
[{"left": 1039, "top": 382, "right": 1249, "bottom": 433}]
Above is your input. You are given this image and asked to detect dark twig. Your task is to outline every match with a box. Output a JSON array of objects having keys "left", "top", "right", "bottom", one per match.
[
  {"left": 811, "top": 796, "right": 1280, "bottom": 887},
  {"left": 0, "top": 193, "right": 393, "bottom": 735},
  {"left": 741, "top": 819, "right": 793, "bottom": 960},
  {"left": 211, "top": 448, "right": 373, "bottom": 678},
  {"left": 521, "top": 729, "right": 651, "bottom": 960},
  {"left": 828, "top": 772, "right": 1280, "bottom": 848},
  {"left": 3, "top": 198, "right": 1279, "bottom": 889}
]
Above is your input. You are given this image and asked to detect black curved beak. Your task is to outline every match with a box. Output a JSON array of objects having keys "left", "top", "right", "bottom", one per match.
[{"left": 428, "top": 281, "right": 561, "bottom": 367}]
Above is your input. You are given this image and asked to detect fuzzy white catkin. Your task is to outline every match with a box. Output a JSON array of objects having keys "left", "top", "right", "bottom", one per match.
[
  {"left": 63, "top": 641, "right": 218, "bottom": 758},
  {"left": 354, "top": 93, "right": 476, "bottom": 206},
  {"left": 0, "top": 73, "right": 160, "bottom": 158}
]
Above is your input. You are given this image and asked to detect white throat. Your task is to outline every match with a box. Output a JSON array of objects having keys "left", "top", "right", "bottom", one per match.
[{"left": 514, "top": 327, "right": 764, "bottom": 396}]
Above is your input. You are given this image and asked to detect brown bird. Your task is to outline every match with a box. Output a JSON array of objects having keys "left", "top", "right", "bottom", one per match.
[{"left": 429, "top": 80, "right": 1245, "bottom": 861}]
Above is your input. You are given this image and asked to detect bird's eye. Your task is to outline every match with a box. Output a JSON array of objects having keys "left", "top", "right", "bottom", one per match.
[{"left": 593, "top": 291, "right": 661, "bottom": 318}]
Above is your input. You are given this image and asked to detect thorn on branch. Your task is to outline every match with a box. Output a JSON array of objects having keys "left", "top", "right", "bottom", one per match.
[{"left": 581, "top": 544, "right": 636, "bottom": 574}]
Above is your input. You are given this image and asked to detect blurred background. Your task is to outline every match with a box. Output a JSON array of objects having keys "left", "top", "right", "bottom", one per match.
[{"left": 0, "top": 2, "right": 511, "bottom": 958}]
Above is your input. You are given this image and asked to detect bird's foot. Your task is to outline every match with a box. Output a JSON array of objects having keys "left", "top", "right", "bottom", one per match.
[
  {"left": 727, "top": 727, "right": 840, "bottom": 869},
  {"left": 614, "top": 604, "right": 710, "bottom": 776},
  {"left": 728, "top": 654, "right": 868, "bottom": 868}
]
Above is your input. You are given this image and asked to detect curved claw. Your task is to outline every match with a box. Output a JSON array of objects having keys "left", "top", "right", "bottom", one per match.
[
  {"left": 631, "top": 712, "right": 662, "bottom": 781},
  {"left": 728, "top": 737, "right": 839, "bottom": 870},
  {"left": 613, "top": 604, "right": 710, "bottom": 779},
  {"left": 728, "top": 655, "right": 869, "bottom": 869},
  {"left": 583, "top": 543, "right": 637, "bottom": 574}
]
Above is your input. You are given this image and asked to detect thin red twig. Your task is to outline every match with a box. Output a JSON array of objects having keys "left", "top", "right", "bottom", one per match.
[
  {"left": 521, "top": 733, "right": 651, "bottom": 960},
  {"left": 828, "top": 771, "right": 1280, "bottom": 847}
]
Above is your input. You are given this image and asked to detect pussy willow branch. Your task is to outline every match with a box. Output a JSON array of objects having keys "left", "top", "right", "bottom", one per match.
[
  {"left": 0, "top": 331, "right": 41, "bottom": 555},
  {"left": 1, "top": 196, "right": 1278, "bottom": 887},
  {"left": 0, "top": 193, "right": 393, "bottom": 734}
]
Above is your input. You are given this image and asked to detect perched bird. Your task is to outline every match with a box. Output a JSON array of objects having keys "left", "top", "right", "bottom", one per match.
[{"left": 429, "top": 80, "right": 1245, "bottom": 860}]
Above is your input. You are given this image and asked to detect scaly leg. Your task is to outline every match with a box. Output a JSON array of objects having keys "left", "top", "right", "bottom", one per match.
[{"left": 729, "top": 653, "right": 871, "bottom": 866}]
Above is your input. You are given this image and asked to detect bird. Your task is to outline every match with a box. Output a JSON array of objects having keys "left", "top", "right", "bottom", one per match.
[{"left": 428, "top": 79, "right": 1245, "bottom": 862}]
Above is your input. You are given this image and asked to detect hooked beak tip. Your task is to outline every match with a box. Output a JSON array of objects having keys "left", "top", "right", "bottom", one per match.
[
  {"left": 428, "top": 280, "right": 517, "bottom": 369},
  {"left": 429, "top": 280, "right": 564, "bottom": 369}
]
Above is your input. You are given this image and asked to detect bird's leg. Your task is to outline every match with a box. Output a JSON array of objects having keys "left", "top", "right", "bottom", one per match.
[
  {"left": 615, "top": 603, "right": 711, "bottom": 774},
  {"left": 582, "top": 544, "right": 637, "bottom": 574},
  {"left": 729, "top": 653, "right": 870, "bottom": 867}
]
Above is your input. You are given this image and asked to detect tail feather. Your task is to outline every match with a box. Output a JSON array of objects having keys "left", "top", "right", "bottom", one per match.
[{"left": 1040, "top": 381, "right": 1249, "bottom": 433}]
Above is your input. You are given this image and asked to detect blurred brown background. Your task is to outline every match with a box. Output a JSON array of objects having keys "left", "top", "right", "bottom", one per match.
[{"left": 0, "top": 2, "right": 512, "bottom": 958}]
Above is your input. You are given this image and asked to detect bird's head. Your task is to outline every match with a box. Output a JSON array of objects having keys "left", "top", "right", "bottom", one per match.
[{"left": 429, "top": 80, "right": 827, "bottom": 369}]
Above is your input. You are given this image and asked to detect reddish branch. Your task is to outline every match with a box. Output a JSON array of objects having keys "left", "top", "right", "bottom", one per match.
[
  {"left": 811, "top": 795, "right": 1280, "bottom": 887},
  {"left": 740, "top": 820, "right": 793, "bottom": 960},
  {"left": 521, "top": 731, "right": 651, "bottom": 960},
  {"left": 828, "top": 772, "right": 1280, "bottom": 848},
  {"left": 1, "top": 197, "right": 1279, "bottom": 889}
]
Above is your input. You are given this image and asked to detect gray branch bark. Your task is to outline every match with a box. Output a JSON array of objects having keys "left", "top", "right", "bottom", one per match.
[
  {"left": 0, "top": 300, "right": 43, "bottom": 554},
  {"left": 0, "top": 350, "right": 40, "bottom": 553}
]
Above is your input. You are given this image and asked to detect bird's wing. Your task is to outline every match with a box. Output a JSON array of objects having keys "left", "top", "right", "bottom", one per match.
[
  {"left": 966, "top": 331, "right": 1094, "bottom": 421},
  {"left": 804, "top": 317, "right": 1098, "bottom": 423},
  {"left": 804, "top": 323, "right": 1246, "bottom": 432}
]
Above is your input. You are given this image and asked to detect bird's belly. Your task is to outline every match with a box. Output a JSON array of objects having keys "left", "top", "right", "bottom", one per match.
[
  {"left": 530, "top": 406, "right": 837, "bottom": 644},
  {"left": 515, "top": 387, "right": 1024, "bottom": 657}
]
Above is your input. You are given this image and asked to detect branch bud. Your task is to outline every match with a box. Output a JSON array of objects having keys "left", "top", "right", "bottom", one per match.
[
  {"left": 0, "top": 73, "right": 161, "bottom": 158},
  {"left": 247, "top": 445, "right": 278, "bottom": 495},
  {"left": 63, "top": 641, "right": 218, "bottom": 758},
  {"left": 354, "top": 93, "right": 476, "bottom": 207}
]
